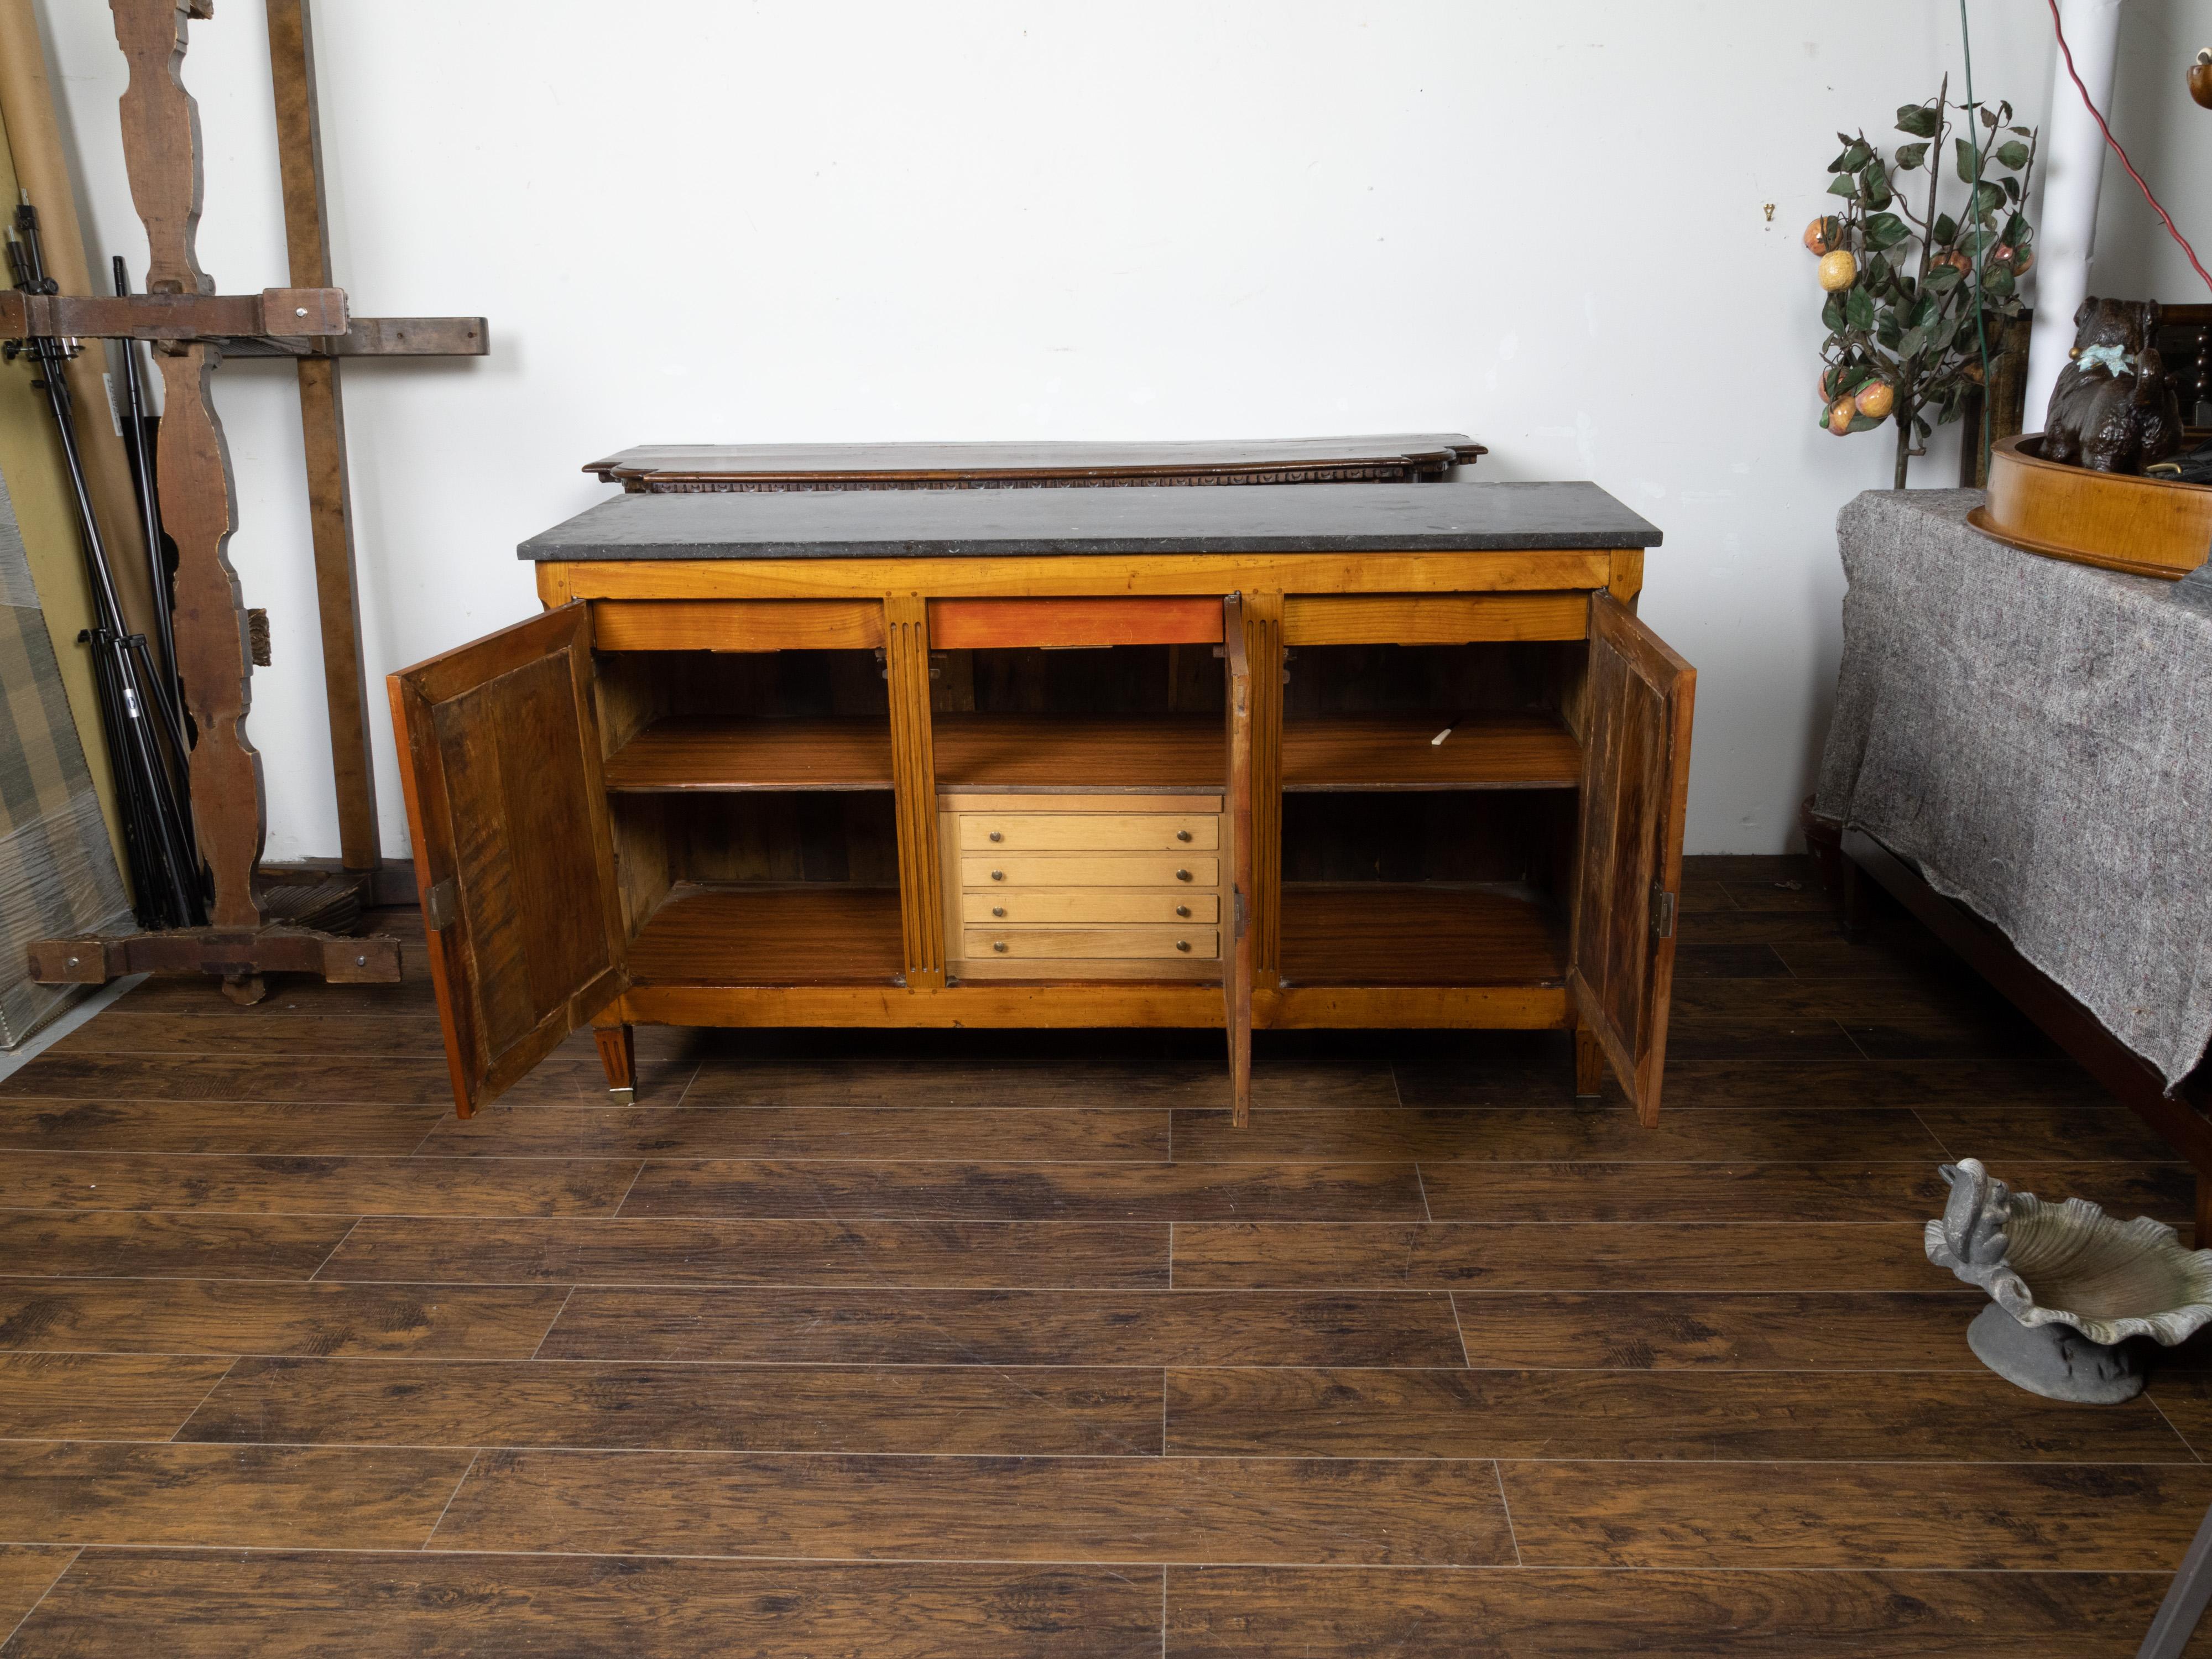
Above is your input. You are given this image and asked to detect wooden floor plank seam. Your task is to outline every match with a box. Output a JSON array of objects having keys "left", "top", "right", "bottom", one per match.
[
  {"left": 1490, "top": 1462, "right": 1524, "bottom": 1567},
  {"left": 2144, "top": 1391, "right": 2208, "bottom": 1466},
  {"left": 161, "top": 1357, "right": 239, "bottom": 1444},
  {"left": 8, "top": 1441, "right": 2204, "bottom": 1467},
  {"left": 417, "top": 1448, "right": 481, "bottom": 1552},
  {"left": 526, "top": 1288, "right": 578, "bottom": 1363},
  {"left": 0, "top": 1543, "right": 79, "bottom": 1649},
  {"left": 304, "top": 1219, "right": 363, "bottom": 1283},
  {"left": 9, "top": 1353, "right": 2145, "bottom": 1374},
  {"left": 1, "top": 1542, "right": 2203, "bottom": 1572}
]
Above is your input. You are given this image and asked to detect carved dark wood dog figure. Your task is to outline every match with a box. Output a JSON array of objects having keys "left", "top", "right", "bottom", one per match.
[{"left": 2043, "top": 296, "right": 2183, "bottom": 473}]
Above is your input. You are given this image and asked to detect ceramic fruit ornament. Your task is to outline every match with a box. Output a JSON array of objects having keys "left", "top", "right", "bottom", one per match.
[{"left": 1811, "top": 86, "right": 2038, "bottom": 485}]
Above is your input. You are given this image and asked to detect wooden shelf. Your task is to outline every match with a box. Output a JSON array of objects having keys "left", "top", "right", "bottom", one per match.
[
  {"left": 1283, "top": 713, "right": 1579, "bottom": 791},
  {"left": 628, "top": 884, "right": 904, "bottom": 984},
  {"left": 607, "top": 712, "right": 1574, "bottom": 795},
  {"left": 604, "top": 719, "right": 892, "bottom": 792},
  {"left": 932, "top": 714, "right": 1223, "bottom": 791},
  {"left": 1279, "top": 882, "right": 1567, "bottom": 987}
]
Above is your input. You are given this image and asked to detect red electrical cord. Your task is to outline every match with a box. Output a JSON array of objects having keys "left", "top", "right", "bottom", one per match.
[{"left": 2046, "top": 0, "right": 2212, "bottom": 295}]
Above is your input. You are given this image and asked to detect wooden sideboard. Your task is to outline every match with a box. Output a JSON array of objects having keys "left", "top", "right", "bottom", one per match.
[{"left": 390, "top": 476, "right": 1691, "bottom": 1126}]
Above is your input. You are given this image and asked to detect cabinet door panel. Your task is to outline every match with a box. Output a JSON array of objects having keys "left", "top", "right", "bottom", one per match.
[
  {"left": 1223, "top": 594, "right": 1256, "bottom": 1126},
  {"left": 1569, "top": 592, "right": 1695, "bottom": 1126},
  {"left": 389, "top": 604, "right": 626, "bottom": 1116}
]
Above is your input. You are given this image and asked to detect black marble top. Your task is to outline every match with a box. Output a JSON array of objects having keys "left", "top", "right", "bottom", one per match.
[
  {"left": 582, "top": 434, "right": 1484, "bottom": 484},
  {"left": 519, "top": 481, "right": 1662, "bottom": 561}
]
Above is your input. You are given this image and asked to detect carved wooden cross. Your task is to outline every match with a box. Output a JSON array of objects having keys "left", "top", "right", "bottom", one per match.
[{"left": 18, "top": 0, "right": 485, "bottom": 1001}]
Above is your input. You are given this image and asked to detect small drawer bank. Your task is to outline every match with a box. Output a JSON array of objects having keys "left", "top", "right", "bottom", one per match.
[{"left": 391, "top": 460, "right": 1690, "bottom": 1128}]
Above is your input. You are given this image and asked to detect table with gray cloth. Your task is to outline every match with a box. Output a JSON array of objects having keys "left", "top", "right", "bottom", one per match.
[{"left": 1814, "top": 488, "right": 2212, "bottom": 1089}]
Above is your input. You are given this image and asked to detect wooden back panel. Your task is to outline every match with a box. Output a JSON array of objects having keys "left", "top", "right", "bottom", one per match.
[
  {"left": 1568, "top": 592, "right": 1695, "bottom": 1126},
  {"left": 389, "top": 604, "right": 625, "bottom": 1115}
]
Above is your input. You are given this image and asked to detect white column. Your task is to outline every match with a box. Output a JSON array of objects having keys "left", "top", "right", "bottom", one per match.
[{"left": 2023, "top": 0, "right": 2127, "bottom": 431}]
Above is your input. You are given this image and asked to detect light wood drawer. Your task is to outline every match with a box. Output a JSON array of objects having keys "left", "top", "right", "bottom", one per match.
[
  {"left": 961, "top": 854, "right": 1218, "bottom": 889},
  {"left": 959, "top": 813, "right": 1217, "bottom": 851},
  {"left": 964, "top": 889, "right": 1219, "bottom": 925},
  {"left": 964, "top": 927, "right": 1220, "bottom": 961}
]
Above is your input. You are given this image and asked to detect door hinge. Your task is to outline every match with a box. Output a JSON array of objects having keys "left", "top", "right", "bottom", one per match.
[
  {"left": 1650, "top": 886, "right": 1677, "bottom": 940},
  {"left": 424, "top": 878, "right": 458, "bottom": 930}
]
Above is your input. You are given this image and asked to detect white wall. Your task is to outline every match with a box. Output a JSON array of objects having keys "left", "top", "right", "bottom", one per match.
[
  {"left": 2080, "top": 3, "right": 2212, "bottom": 306},
  {"left": 32, "top": 0, "right": 2169, "bottom": 857}
]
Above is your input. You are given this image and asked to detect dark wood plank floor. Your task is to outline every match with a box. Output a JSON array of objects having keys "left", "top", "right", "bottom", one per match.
[{"left": 2, "top": 853, "right": 2208, "bottom": 1656}]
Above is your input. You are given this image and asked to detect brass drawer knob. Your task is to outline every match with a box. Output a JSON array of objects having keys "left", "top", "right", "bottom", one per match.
[
  {"left": 1176, "top": 829, "right": 1193, "bottom": 842},
  {"left": 1175, "top": 905, "right": 1190, "bottom": 917},
  {"left": 1175, "top": 868, "right": 1191, "bottom": 882},
  {"left": 992, "top": 906, "right": 1005, "bottom": 917},
  {"left": 1176, "top": 940, "right": 1191, "bottom": 952},
  {"left": 989, "top": 830, "right": 1004, "bottom": 842},
  {"left": 990, "top": 869, "right": 1004, "bottom": 881},
  {"left": 993, "top": 941, "right": 1008, "bottom": 953}
]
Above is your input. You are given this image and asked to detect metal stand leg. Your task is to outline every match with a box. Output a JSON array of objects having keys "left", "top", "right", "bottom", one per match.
[{"left": 2139, "top": 1494, "right": 2212, "bottom": 1658}]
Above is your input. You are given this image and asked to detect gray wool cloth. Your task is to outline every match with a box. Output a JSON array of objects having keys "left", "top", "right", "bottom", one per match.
[{"left": 1814, "top": 489, "right": 2212, "bottom": 1087}]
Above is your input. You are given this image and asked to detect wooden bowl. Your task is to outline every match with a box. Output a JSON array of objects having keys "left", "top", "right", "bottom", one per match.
[{"left": 1966, "top": 433, "right": 2212, "bottom": 580}]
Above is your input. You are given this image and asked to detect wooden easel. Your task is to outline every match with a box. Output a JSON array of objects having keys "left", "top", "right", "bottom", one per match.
[{"left": 15, "top": 0, "right": 484, "bottom": 1003}]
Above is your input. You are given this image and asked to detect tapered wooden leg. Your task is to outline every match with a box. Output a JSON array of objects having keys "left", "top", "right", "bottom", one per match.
[
  {"left": 1574, "top": 1023, "right": 1605, "bottom": 1099},
  {"left": 594, "top": 1022, "right": 636, "bottom": 1103}
]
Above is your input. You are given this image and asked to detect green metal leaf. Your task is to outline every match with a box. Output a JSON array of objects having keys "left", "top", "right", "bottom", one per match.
[
  {"left": 1864, "top": 211, "right": 1910, "bottom": 249},
  {"left": 1895, "top": 142, "right": 1929, "bottom": 170},
  {"left": 1995, "top": 139, "right": 2030, "bottom": 169},
  {"left": 1848, "top": 288, "right": 1877, "bottom": 331},
  {"left": 1860, "top": 165, "right": 1892, "bottom": 209},
  {"left": 1847, "top": 412, "right": 1886, "bottom": 432},
  {"left": 1955, "top": 137, "right": 1981, "bottom": 181},
  {"left": 1823, "top": 294, "right": 1846, "bottom": 332},
  {"left": 1933, "top": 212, "right": 1958, "bottom": 244},
  {"left": 1896, "top": 103, "right": 1942, "bottom": 138},
  {"left": 1841, "top": 142, "right": 1873, "bottom": 172},
  {"left": 1828, "top": 173, "right": 1860, "bottom": 199}
]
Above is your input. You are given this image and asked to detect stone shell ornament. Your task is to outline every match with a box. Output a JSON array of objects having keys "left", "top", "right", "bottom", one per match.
[{"left": 1926, "top": 1159, "right": 2212, "bottom": 1402}]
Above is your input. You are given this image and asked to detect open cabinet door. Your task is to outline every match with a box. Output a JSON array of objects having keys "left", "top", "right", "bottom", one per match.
[
  {"left": 389, "top": 604, "right": 627, "bottom": 1117},
  {"left": 1223, "top": 594, "right": 1255, "bottom": 1126},
  {"left": 1569, "top": 592, "right": 1695, "bottom": 1127}
]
